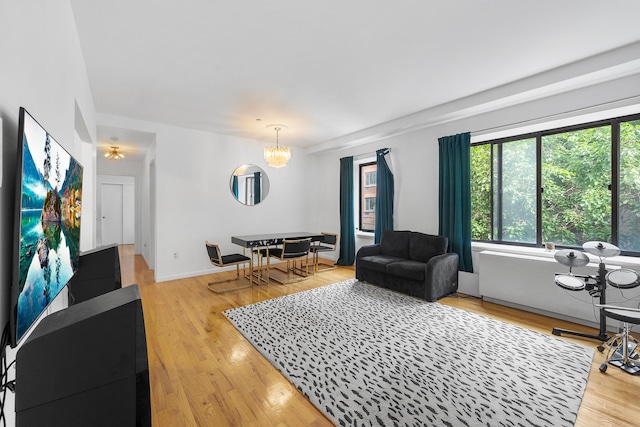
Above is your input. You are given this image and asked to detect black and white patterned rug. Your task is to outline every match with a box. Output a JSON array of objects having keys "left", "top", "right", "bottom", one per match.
[{"left": 224, "top": 279, "right": 594, "bottom": 426}]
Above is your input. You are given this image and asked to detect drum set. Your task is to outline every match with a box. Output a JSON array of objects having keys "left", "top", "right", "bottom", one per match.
[{"left": 553, "top": 241, "right": 640, "bottom": 343}]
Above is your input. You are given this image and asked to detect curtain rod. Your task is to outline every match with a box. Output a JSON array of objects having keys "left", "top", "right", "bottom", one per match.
[
  {"left": 471, "top": 95, "right": 640, "bottom": 136},
  {"left": 352, "top": 148, "right": 391, "bottom": 161}
]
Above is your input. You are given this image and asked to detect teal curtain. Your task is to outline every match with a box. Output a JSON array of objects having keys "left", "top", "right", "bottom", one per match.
[
  {"left": 374, "top": 148, "right": 394, "bottom": 244},
  {"left": 337, "top": 156, "right": 355, "bottom": 266},
  {"left": 254, "top": 172, "right": 261, "bottom": 204},
  {"left": 438, "top": 132, "right": 473, "bottom": 272},
  {"left": 232, "top": 175, "right": 239, "bottom": 198}
]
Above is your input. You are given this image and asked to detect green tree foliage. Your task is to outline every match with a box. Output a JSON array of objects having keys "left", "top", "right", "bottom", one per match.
[
  {"left": 619, "top": 120, "right": 640, "bottom": 252},
  {"left": 502, "top": 139, "right": 536, "bottom": 243},
  {"left": 471, "top": 144, "right": 491, "bottom": 240},
  {"left": 55, "top": 152, "right": 61, "bottom": 188},
  {"left": 470, "top": 119, "right": 640, "bottom": 252},
  {"left": 542, "top": 126, "right": 611, "bottom": 247},
  {"left": 43, "top": 133, "right": 51, "bottom": 182}
]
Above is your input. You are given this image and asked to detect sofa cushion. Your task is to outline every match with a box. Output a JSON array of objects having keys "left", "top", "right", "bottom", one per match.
[
  {"left": 386, "top": 260, "right": 427, "bottom": 281},
  {"left": 379, "top": 230, "right": 411, "bottom": 259},
  {"left": 409, "top": 232, "right": 448, "bottom": 262},
  {"left": 358, "top": 255, "right": 406, "bottom": 274}
]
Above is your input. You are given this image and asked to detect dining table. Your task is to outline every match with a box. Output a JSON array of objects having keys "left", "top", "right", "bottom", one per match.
[
  {"left": 231, "top": 231, "right": 325, "bottom": 248},
  {"left": 231, "top": 232, "right": 325, "bottom": 284}
]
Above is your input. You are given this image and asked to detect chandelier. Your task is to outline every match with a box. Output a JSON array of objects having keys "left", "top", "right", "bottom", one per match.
[
  {"left": 264, "top": 124, "right": 291, "bottom": 168},
  {"left": 233, "top": 164, "right": 249, "bottom": 176},
  {"left": 105, "top": 146, "right": 125, "bottom": 160}
]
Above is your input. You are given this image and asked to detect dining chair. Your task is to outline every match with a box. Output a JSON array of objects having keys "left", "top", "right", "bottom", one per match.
[
  {"left": 267, "top": 238, "right": 312, "bottom": 283},
  {"left": 205, "top": 241, "right": 253, "bottom": 293},
  {"left": 309, "top": 232, "right": 339, "bottom": 273}
]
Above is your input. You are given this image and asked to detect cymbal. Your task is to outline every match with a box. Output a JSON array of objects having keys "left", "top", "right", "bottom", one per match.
[
  {"left": 582, "top": 241, "right": 620, "bottom": 258},
  {"left": 554, "top": 249, "right": 589, "bottom": 268}
]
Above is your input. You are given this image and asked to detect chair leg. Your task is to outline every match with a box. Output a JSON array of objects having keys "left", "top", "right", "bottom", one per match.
[
  {"left": 269, "top": 256, "right": 312, "bottom": 284},
  {"left": 601, "top": 322, "right": 640, "bottom": 374},
  {"left": 291, "top": 257, "right": 309, "bottom": 277},
  {"left": 252, "top": 250, "right": 261, "bottom": 283},
  {"left": 312, "top": 252, "right": 337, "bottom": 273},
  {"left": 246, "top": 258, "right": 253, "bottom": 286},
  {"left": 314, "top": 252, "right": 319, "bottom": 273},
  {"left": 207, "top": 261, "right": 254, "bottom": 294},
  {"left": 266, "top": 253, "right": 270, "bottom": 284},
  {"left": 243, "top": 256, "right": 255, "bottom": 286},
  {"left": 251, "top": 248, "right": 270, "bottom": 285}
]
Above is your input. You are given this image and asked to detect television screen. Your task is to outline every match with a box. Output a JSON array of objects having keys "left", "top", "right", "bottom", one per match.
[{"left": 10, "top": 108, "right": 83, "bottom": 347}]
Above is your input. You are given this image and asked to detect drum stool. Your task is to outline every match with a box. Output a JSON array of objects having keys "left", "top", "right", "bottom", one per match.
[{"left": 597, "top": 305, "right": 640, "bottom": 374}]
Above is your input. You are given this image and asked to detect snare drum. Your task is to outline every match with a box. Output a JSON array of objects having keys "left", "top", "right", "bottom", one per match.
[
  {"left": 555, "top": 274, "right": 586, "bottom": 291},
  {"left": 606, "top": 269, "right": 640, "bottom": 289}
]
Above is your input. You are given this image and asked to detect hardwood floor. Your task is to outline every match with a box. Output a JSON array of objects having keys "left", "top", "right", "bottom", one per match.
[{"left": 120, "top": 245, "right": 640, "bottom": 426}]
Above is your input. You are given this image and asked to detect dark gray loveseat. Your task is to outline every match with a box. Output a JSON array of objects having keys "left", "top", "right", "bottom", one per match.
[{"left": 356, "top": 230, "right": 459, "bottom": 301}]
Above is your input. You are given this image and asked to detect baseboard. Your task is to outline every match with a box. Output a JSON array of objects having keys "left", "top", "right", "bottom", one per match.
[
  {"left": 156, "top": 259, "right": 295, "bottom": 283},
  {"left": 481, "top": 296, "right": 619, "bottom": 332}
]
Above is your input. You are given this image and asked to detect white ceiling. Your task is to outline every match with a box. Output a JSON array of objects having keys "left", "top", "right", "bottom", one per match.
[
  {"left": 96, "top": 126, "right": 155, "bottom": 162},
  {"left": 71, "top": 1, "right": 640, "bottom": 157}
]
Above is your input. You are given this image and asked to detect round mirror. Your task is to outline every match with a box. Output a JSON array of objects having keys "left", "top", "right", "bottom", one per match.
[{"left": 230, "top": 164, "right": 270, "bottom": 205}]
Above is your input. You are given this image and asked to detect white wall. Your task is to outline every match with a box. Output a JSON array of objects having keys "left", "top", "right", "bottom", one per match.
[
  {"left": 479, "top": 250, "right": 640, "bottom": 329},
  {"left": 80, "top": 138, "right": 96, "bottom": 251},
  {"left": 144, "top": 153, "right": 156, "bottom": 270},
  {"left": 154, "top": 127, "right": 312, "bottom": 282},
  {"left": 97, "top": 113, "right": 314, "bottom": 282},
  {"left": 307, "top": 72, "right": 640, "bottom": 300},
  {"left": 307, "top": 124, "right": 443, "bottom": 260},
  {"left": 0, "top": 1, "right": 96, "bottom": 424}
]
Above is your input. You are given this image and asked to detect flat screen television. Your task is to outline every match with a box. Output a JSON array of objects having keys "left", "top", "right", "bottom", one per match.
[{"left": 10, "top": 108, "right": 83, "bottom": 347}]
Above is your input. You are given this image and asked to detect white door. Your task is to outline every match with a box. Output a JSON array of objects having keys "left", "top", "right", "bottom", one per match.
[{"left": 101, "top": 183, "right": 124, "bottom": 245}]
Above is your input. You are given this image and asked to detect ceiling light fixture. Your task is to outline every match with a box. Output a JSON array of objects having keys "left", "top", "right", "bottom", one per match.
[
  {"left": 233, "top": 164, "right": 249, "bottom": 176},
  {"left": 264, "top": 124, "right": 291, "bottom": 168},
  {"left": 105, "top": 146, "right": 125, "bottom": 160}
]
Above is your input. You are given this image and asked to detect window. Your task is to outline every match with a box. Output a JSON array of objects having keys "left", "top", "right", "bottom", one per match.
[
  {"left": 470, "top": 114, "right": 640, "bottom": 255},
  {"left": 364, "top": 197, "right": 376, "bottom": 211},
  {"left": 470, "top": 144, "right": 491, "bottom": 240},
  {"left": 365, "top": 171, "right": 376, "bottom": 186},
  {"left": 620, "top": 118, "right": 640, "bottom": 252},
  {"left": 541, "top": 126, "right": 611, "bottom": 247},
  {"left": 359, "top": 162, "right": 377, "bottom": 232},
  {"left": 498, "top": 137, "right": 537, "bottom": 243}
]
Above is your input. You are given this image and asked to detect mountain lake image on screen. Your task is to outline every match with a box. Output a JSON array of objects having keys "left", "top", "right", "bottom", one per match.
[{"left": 13, "top": 108, "right": 83, "bottom": 345}]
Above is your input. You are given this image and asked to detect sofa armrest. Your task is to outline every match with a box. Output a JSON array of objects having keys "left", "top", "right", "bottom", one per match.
[
  {"left": 355, "top": 244, "right": 381, "bottom": 279},
  {"left": 424, "top": 252, "right": 459, "bottom": 301},
  {"left": 356, "top": 244, "right": 381, "bottom": 259}
]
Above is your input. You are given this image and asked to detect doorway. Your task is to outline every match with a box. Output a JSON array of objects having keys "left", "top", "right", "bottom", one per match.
[
  {"left": 101, "top": 183, "right": 124, "bottom": 245},
  {"left": 97, "top": 175, "right": 135, "bottom": 246}
]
